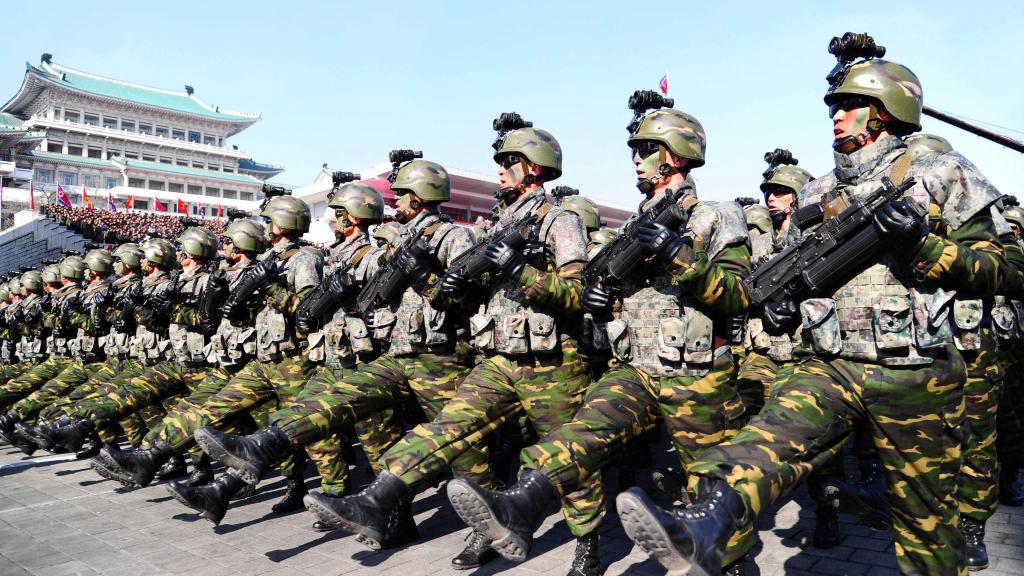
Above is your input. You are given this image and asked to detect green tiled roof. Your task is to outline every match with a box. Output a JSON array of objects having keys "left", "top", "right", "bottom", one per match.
[
  {"left": 0, "top": 112, "right": 23, "bottom": 128},
  {"left": 27, "top": 151, "right": 118, "bottom": 169},
  {"left": 30, "top": 62, "right": 259, "bottom": 123},
  {"left": 119, "top": 158, "right": 261, "bottom": 185}
]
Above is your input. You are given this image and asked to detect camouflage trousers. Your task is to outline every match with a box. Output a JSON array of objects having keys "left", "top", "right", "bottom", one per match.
[
  {"left": 273, "top": 353, "right": 493, "bottom": 492},
  {"left": 687, "top": 345, "right": 968, "bottom": 576},
  {"left": 997, "top": 341, "right": 1024, "bottom": 467},
  {"left": 518, "top": 354, "right": 750, "bottom": 556},
  {"left": 0, "top": 358, "right": 70, "bottom": 408},
  {"left": 195, "top": 356, "right": 317, "bottom": 478},
  {"left": 957, "top": 331, "right": 1003, "bottom": 523},
  {"left": 0, "top": 362, "right": 31, "bottom": 387},
  {"left": 12, "top": 360, "right": 94, "bottom": 421},
  {"left": 381, "top": 341, "right": 593, "bottom": 536},
  {"left": 735, "top": 351, "right": 783, "bottom": 416}
]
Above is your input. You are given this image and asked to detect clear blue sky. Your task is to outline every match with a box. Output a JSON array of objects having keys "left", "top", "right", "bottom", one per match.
[{"left": 3, "top": 1, "right": 1022, "bottom": 208}]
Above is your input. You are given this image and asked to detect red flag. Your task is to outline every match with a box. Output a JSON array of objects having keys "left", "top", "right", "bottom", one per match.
[
  {"left": 153, "top": 197, "right": 166, "bottom": 212},
  {"left": 82, "top": 186, "right": 93, "bottom": 211},
  {"left": 217, "top": 203, "right": 223, "bottom": 220},
  {"left": 124, "top": 193, "right": 135, "bottom": 210},
  {"left": 177, "top": 197, "right": 187, "bottom": 214},
  {"left": 56, "top": 185, "right": 72, "bottom": 208},
  {"left": 659, "top": 73, "right": 669, "bottom": 96},
  {"left": 29, "top": 181, "right": 35, "bottom": 210}
]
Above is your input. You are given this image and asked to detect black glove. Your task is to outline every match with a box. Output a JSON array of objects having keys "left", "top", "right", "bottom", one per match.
[
  {"left": 248, "top": 259, "right": 278, "bottom": 287},
  {"left": 483, "top": 242, "right": 526, "bottom": 280},
  {"left": 323, "top": 272, "right": 350, "bottom": 300},
  {"left": 874, "top": 199, "right": 928, "bottom": 255},
  {"left": 113, "top": 300, "right": 137, "bottom": 333},
  {"left": 763, "top": 299, "right": 800, "bottom": 334},
  {"left": 439, "top": 271, "right": 469, "bottom": 300},
  {"left": 637, "top": 221, "right": 692, "bottom": 263},
  {"left": 394, "top": 248, "right": 431, "bottom": 286},
  {"left": 148, "top": 290, "right": 176, "bottom": 316},
  {"left": 582, "top": 283, "right": 613, "bottom": 316}
]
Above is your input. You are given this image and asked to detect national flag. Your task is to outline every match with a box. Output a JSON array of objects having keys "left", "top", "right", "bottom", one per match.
[
  {"left": 0, "top": 176, "right": 4, "bottom": 215},
  {"left": 29, "top": 181, "right": 35, "bottom": 210},
  {"left": 153, "top": 197, "right": 166, "bottom": 212},
  {"left": 177, "top": 197, "right": 187, "bottom": 214},
  {"left": 56, "top": 185, "right": 72, "bottom": 208},
  {"left": 124, "top": 193, "right": 135, "bottom": 210},
  {"left": 659, "top": 73, "right": 669, "bottom": 96},
  {"left": 217, "top": 203, "right": 223, "bottom": 220},
  {"left": 198, "top": 203, "right": 206, "bottom": 217},
  {"left": 107, "top": 190, "right": 117, "bottom": 211},
  {"left": 82, "top": 186, "right": 93, "bottom": 211}
]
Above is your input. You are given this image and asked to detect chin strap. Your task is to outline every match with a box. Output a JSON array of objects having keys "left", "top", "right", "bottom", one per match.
[{"left": 637, "top": 145, "right": 683, "bottom": 194}]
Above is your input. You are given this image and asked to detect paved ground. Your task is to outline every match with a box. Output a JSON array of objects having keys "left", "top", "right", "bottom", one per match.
[{"left": 0, "top": 443, "right": 1022, "bottom": 576}]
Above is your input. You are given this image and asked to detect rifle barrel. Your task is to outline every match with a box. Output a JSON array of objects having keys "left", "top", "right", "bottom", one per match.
[{"left": 923, "top": 106, "right": 1024, "bottom": 154}]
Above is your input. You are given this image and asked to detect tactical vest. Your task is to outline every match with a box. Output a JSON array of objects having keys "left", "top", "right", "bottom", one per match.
[
  {"left": 45, "top": 287, "right": 78, "bottom": 360},
  {"left": 307, "top": 236, "right": 377, "bottom": 368},
  {"left": 379, "top": 212, "right": 463, "bottom": 357},
  {"left": 746, "top": 230, "right": 797, "bottom": 362},
  {"left": 468, "top": 194, "right": 581, "bottom": 357},
  {"left": 131, "top": 271, "right": 174, "bottom": 364},
  {"left": 208, "top": 262, "right": 259, "bottom": 367},
  {"left": 71, "top": 279, "right": 111, "bottom": 362},
  {"left": 255, "top": 242, "right": 322, "bottom": 362},
  {"left": 992, "top": 240, "right": 1024, "bottom": 342},
  {"left": 103, "top": 275, "right": 141, "bottom": 359},
  {"left": 168, "top": 267, "right": 211, "bottom": 366}
]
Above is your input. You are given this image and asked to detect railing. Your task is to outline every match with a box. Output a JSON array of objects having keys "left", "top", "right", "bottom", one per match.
[
  {"left": 25, "top": 116, "right": 250, "bottom": 158},
  {"left": 0, "top": 153, "right": 12, "bottom": 163}
]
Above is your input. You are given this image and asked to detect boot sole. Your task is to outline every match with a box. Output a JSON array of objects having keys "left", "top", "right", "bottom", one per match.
[
  {"left": 616, "top": 490, "right": 710, "bottom": 576},
  {"left": 164, "top": 483, "right": 223, "bottom": 526},
  {"left": 446, "top": 479, "right": 530, "bottom": 563},
  {"left": 90, "top": 457, "right": 135, "bottom": 487},
  {"left": 302, "top": 494, "right": 384, "bottom": 550},
  {"left": 194, "top": 429, "right": 261, "bottom": 485}
]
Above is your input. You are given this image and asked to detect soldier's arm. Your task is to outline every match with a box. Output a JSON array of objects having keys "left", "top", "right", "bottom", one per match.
[
  {"left": 264, "top": 251, "right": 323, "bottom": 314},
  {"left": 516, "top": 212, "right": 586, "bottom": 313},
  {"left": 428, "top": 226, "right": 476, "bottom": 310},
  {"left": 911, "top": 209, "right": 1005, "bottom": 298},
  {"left": 670, "top": 242, "right": 751, "bottom": 315},
  {"left": 999, "top": 240, "right": 1024, "bottom": 298}
]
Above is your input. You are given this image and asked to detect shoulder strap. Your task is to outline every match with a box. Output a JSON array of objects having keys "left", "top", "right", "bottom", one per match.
[
  {"left": 276, "top": 247, "right": 301, "bottom": 261},
  {"left": 890, "top": 152, "right": 912, "bottom": 186},
  {"left": 350, "top": 244, "right": 373, "bottom": 267}
]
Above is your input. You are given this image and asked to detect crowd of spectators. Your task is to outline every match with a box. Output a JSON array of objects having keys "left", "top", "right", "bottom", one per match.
[{"left": 43, "top": 205, "right": 228, "bottom": 244}]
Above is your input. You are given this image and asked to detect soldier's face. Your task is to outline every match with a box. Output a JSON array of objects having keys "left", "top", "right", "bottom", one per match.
[
  {"left": 395, "top": 192, "right": 419, "bottom": 223},
  {"left": 766, "top": 189, "right": 795, "bottom": 213},
  {"left": 1011, "top": 222, "right": 1021, "bottom": 239},
  {"left": 832, "top": 102, "right": 871, "bottom": 146}
]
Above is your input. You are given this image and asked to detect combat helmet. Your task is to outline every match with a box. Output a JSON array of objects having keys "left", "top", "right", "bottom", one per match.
[
  {"left": 60, "top": 256, "right": 88, "bottom": 281},
  {"left": 84, "top": 249, "right": 114, "bottom": 275},
  {"left": 560, "top": 195, "right": 601, "bottom": 231},
  {"left": 330, "top": 183, "right": 385, "bottom": 221},
  {"left": 0, "top": 284, "right": 8, "bottom": 302},
  {"left": 261, "top": 196, "right": 311, "bottom": 233},
  {"left": 1002, "top": 206, "right": 1024, "bottom": 232},
  {"left": 42, "top": 263, "right": 62, "bottom": 285},
  {"left": 391, "top": 160, "right": 451, "bottom": 202},
  {"left": 372, "top": 222, "right": 403, "bottom": 247},
  {"left": 628, "top": 109, "right": 706, "bottom": 168},
  {"left": 141, "top": 238, "right": 177, "bottom": 269},
  {"left": 744, "top": 204, "right": 773, "bottom": 236},
  {"left": 112, "top": 243, "right": 144, "bottom": 270},
  {"left": 494, "top": 127, "right": 563, "bottom": 181},
  {"left": 177, "top": 227, "right": 220, "bottom": 260},
  {"left": 590, "top": 226, "right": 617, "bottom": 247},
  {"left": 20, "top": 270, "right": 43, "bottom": 292},
  {"left": 904, "top": 133, "right": 952, "bottom": 161},
  {"left": 8, "top": 276, "right": 22, "bottom": 296},
  {"left": 223, "top": 219, "right": 268, "bottom": 253}
]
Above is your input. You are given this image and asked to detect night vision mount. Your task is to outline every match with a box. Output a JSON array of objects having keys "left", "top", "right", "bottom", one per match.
[
  {"left": 826, "top": 32, "right": 886, "bottom": 89},
  {"left": 627, "top": 90, "right": 674, "bottom": 134},
  {"left": 492, "top": 112, "right": 532, "bottom": 151},
  {"left": 387, "top": 149, "right": 423, "bottom": 183},
  {"left": 550, "top": 186, "right": 579, "bottom": 202},
  {"left": 326, "top": 169, "right": 361, "bottom": 200},
  {"left": 762, "top": 148, "right": 798, "bottom": 180}
]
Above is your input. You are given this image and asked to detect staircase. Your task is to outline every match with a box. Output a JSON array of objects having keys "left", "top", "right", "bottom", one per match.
[{"left": 0, "top": 211, "right": 86, "bottom": 273}]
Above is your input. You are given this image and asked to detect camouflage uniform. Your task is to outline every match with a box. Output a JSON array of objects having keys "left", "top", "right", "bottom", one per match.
[
  {"left": 1, "top": 288, "right": 75, "bottom": 407},
  {"left": 516, "top": 181, "right": 751, "bottom": 550},
  {"left": 687, "top": 135, "right": 1005, "bottom": 576},
  {"left": 994, "top": 237, "right": 1024, "bottom": 497}
]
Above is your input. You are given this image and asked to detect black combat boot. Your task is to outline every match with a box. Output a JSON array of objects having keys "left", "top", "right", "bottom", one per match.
[
  {"left": 615, "top": 478, "right": 745, "bottom": 576},
  {"left": 451, "top": 530, "right": 498, "bottom": 570},
  {"left": 272, "top": 476, "right": 308, "bottom": 514},
  {"left": 566, "top": 533, "right": 603, "bottom": 576},
  {"left": 303, "top": 471, "right": 411, "bottom": 550},
  {"left": 54, "top": 418, "right": 95, "bottom": 452},
  {"left": 74, "top": 432, "right": 103, "bottom": 459},
  {"left": 381, "top": 502, "right": 420, "bottom": 548},
  {"left": 194, "top": 426, "right": 292, "bottom": 484},
  {"left": 651, "top": 467, "right": 690, "bottom": 505},
  {"left": 7, "top": 421, "right": 39, "bottom": 455},
  {"left": 447, "top": 469, "right": 558, "bottom": 562},
  {"left": 17, "top": 421, "right": 54, "bottom": 451},
  {"left": 91, "top": 442, "right": 174, "bottom": 487},
  {"left": 813, "top": 505, "right": 841, "bottom": 548},
  {"left": 0, "top": 411, "right": 18, "bottom": 442},
  {"left": 962, "top": 517, "right": 989, "bottom": 571},
  {"left": 833, "top": 459, "right": 892, "bottom": 531},
  {"left": 1000, "top": 465, "right": 1023, "bottom": 507},
  {"left": 166, "top": 471, "right": 248, "bottom": 526},
  {"left": 722, "top": 553, "right": 748, "bottom": 576},
  {"left": 155, "top": 454, "right": 188, "bottom": 482},
  {"left": 184, "top": 454, "right": 213, "bottom": 486}
]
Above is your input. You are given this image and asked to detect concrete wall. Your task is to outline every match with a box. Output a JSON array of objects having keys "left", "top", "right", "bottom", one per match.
[{"left": 0, "top": 210, "right": 85, "bottom": 273}]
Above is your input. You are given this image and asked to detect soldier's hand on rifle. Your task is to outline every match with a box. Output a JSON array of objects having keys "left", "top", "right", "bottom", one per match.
[
  {"left": 394, "top": 248, "right": 431, "bottom": 286},
  {"left": 638, "top": 222, "right": 692, "bottom": 263},
  {"left": 874, "top": 199, "right": 928, "bottom": 255},
  {"left": 582, "top": 283, "right": 613, "bottom": 316},
  {"left": 439, "top": 271, "right": 469, "bottom": 300},
  {"left": 249, "top": 260, "right": 278, "bottom": 288},
  {"left": 484, "top": 242, "right": 526, "bottom": 280},
  {"left": 324, "top": 273, "right": 350, "bottom": 301},
  {"left": 763, "top": 299, "right": 800, "bottom": 334}
]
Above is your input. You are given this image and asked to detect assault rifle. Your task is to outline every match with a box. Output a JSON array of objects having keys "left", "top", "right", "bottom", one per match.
[
  {"left": 583, "top": 188, "right": 689, "bottom": 286},
  {"left": 743, "top": 176, "right": 918, "bottom": 306},
  {"left": 295, "top": 259, "right": 358, "bottom": 333},
  {"left": 446, "top": 210, "right": 535, "bottom": 284},
  {"left": 356, "top": 226, "right": 431, "bottom": 313}
]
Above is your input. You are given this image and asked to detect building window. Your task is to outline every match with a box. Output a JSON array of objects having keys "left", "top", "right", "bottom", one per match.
[
  {"left": 147, "top": 180, "right": 166, "bottom": 191},
  {"left": 83, "top": 175, "right": 97, "bottom": 188},
  {"left": 46, "top": 142, "right": 62, "bottom": 153},
  {"left": 176, "top": 159, "right": 188, "bottom": 167},
  {"left": 128, "top": 178, "right": 146, "bottom": 188},
  {"left": 154, "top": 126, "right": 169, "bottom": 138},
  {"left": 138, "top": 123, "right": 152, "bottom": 135},
  {"left": 36, "top": 169, "right": 54, "bottom": 183},
  {"left": 172, "top": 129, "right": 185, "bottom": 140},
  {"left": 83, "top": 114, "right": 99, "bottom": 126},
  {"left": 192, "top": 161, "right": 205, "bottom": 170},
  {"left": 209, "top": 164, "right": 220, "bottom": 171},
  {"left": 106, "top": 147, "right": 122, "bottom": 159},
  {"left": 121, "top": 121, "right": 135, "bottom": 132},
  {"left": 188, "top": 185, "right": 203, "bottom": 196},
  {"left": 102, "top": 117, "right": 118, "bottom": 129},
  {"left": 188, "top": 131, "right": 201, "bottom": 143},
  {"left": 223, "top": 166, "right": 235, "bottom": 173},
  {"left": 124, "top": 151, "right": 138, "bottom": 159},
  {"left": 87, "top": 147, "right": 103, "bottom": 159},
  {"left": 168, "top": 182, "right": 183, "bottom": 193},
  {"left": 64, "top": 110, "right": 80, "bottom": 123},
  {"left": 206, "top": 187, "right": 222, "bottom": 198},
  {"left": 159, "top": 157, "right": 172, "bottom": 164},
  {"left": 106, "top": 177, "right": 117, "bottom": 189},
  {"left": 60, "top": 172, "right": 76, "bottom": 186},
  {"left": 142, "top": 154, "right": 156, "bottom": 162},
  {"left": 135, "top": 199, "right": 149, "bottom": 211},
  {"left": 222, "top": 189, "right": 236, "bottom": 199},
  {"left": 239, "top": 191, "right": 253, "bottom": 201},
  {"left": 203, "top": 135, "right": 217, "bottom": 146},
  {"left": 67, "top": 144, "right": 83, "bottom": 156}
]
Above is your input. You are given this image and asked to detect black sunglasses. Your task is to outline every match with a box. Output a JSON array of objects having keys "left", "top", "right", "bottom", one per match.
[
  {"left": 630, "top": 140, "right": 661, "bottom": 160},
  {"left": 828, "top": 95, "right": 872, "bottom": 118},
  {"left": 497, "top": 154, "right": 523, "bottom": 169}
]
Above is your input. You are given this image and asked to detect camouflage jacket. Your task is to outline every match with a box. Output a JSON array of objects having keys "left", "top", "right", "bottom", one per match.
[
  {"left": 207, "top": 259, "right": 259, "bottom": 367},
  {"left": 307, "top": 232, "right": 381, "bottom": 367},
  {"left": 255, "top": 238, "right": 324, "bottom": 362},
  {"left": 0, "top": 302, "right": 11, "bottom": 363},
  {"left": 103, "top": 273, "right": 143, "bottom": 358},
  {"left": 992, "top": 237, "right": 1024, "bottom": 342},
  {"left": 595, "top": 177, "right": 751, "bottom": 378},
  {"left": 382, "top": 209, "right": 473, "bottom": 357},
  {"left": 44, "top": 285, "right": 82, "bottom": 360},
  {"left": 68, "top": 277, "right": 113, "bottom": 361},
  {"left": 745, "top": 226, "right": 799, "bottom": 362},
  {"left": 131, "top": 270, "right": 175, "bottom": 364},
  {"left": 798, "top": 135, "right": 1004, "bottom": 365},
  {"left": 167, "top": 265, "right": 213, "bottom": 366}
]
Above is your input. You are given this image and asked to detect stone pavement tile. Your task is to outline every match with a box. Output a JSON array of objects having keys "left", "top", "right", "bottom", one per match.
[
  {"left": 843, "top": 549, "right": 898, "bottom": 570},
  {"left": 0, "top": 555, "right": 33, "bottom": 576},
  {"left": 298, "top": 557, "right": 363, "bottom": 575},
  {"left": 33, "top": 560, "right": 99, "bottom": 576}
]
